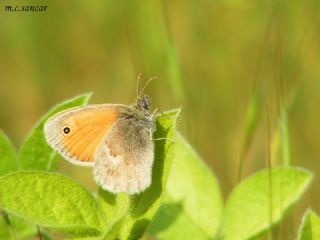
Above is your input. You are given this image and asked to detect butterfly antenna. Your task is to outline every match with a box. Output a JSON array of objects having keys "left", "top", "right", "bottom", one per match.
[
  {"left": 137, "top": 76, "right": 157, "bottom": 99},
  {"left": 136, "top": 73, "right": 143, "bottom": 99}
]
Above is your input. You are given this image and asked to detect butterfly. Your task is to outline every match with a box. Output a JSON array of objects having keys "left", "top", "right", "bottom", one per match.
[{"left": 44, "top": 93, "right": 158, "bottom": 195}]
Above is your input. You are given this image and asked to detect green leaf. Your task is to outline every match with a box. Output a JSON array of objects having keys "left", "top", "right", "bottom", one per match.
[
  {"left": 99, "top": 109, "right": 180, "bottom": 240},
  {"left": 0, "top": 130, "right": 18, "bottom": 175},
  {"left": 298, "top": 209, "right": 320, "bottom": 240},
  {"left": 67, "top": 234, "right": 103, "bottom": 240},
  {"left": 0, "top": 171, "right": 105, "bottom": 237},
  {"left": 98, "top": 191, "right": 130, "bottom": 239},
  {"left": 0, "top": 212, "right": 12, "bottom": 240},
  {"left": 148, "top": 133, "right": 223, "bottom": 240},
  {"left": 222, "top": 167, "right": 313, "bottom": 240},
  {"left": 0, "top": 213, "right": 37, "bottom": 240},
  {"left": 70, "top": 238, "right": 102, "bottom": 240},
  {"left": 19, "top": 93, "right": 91, "bottom": 171}
]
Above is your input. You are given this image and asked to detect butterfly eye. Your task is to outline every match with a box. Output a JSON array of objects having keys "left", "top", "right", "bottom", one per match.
[{"left": 63, "top": 127, "right": 71, "bottom": 134}]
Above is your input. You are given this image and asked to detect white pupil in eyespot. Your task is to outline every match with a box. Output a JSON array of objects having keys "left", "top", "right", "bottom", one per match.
[{"left": 63, "top": 127, "right": 70, "bottom": 134}]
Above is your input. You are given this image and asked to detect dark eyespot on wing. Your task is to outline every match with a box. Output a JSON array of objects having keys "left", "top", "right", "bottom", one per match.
[{"left": 63, "top": 127, "right": 71, "bottom": 134}]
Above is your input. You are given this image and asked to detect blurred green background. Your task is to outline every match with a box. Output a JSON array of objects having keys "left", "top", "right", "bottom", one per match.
[{"left": 1, "top": 0, "right": 320, "bottom": 238}]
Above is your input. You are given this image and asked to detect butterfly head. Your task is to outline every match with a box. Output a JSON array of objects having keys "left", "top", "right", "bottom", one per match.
[{"left": 136, "top": 95, "right": 151, "bottom": 111}]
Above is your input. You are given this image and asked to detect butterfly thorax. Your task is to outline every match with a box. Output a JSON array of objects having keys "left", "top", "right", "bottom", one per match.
[
  {"left": 126, "top": 95, "right": 156, "bottom": 131},
  {"left": 130, "top": 107, "right": 155, "bottom": 130}
]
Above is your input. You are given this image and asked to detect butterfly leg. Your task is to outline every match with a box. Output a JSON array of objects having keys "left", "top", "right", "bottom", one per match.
[
  {"left": 156, "top": 109, "right": 177, "bottom": 120},
  {"left": 151, "top": 108, "right": 158, "bottom": 119},
  {"left": 149, "top": 129, "right": 175, "bottom": 143}
]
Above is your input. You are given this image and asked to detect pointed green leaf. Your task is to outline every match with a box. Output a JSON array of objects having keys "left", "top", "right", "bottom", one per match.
[
  {"left": 0, "top": 171, "right": 105, "bottom": 237},
  {"left": 19, "top": 93, "right": 91, "bottom": 171},
  {"left": 0, "top": 130, "right": 18, "bottom": 175},
  {"left": 223, "top": 167, "right": 312, "bottom": 240},
  {"left": 100, "top": 109, "right": 180, "bottom": 240},
  {"left": 148, "top": 133, "right": 223, "bottom": 240},
  {"left": 298, "top": 209, "right": 320, "bottom": 240}
]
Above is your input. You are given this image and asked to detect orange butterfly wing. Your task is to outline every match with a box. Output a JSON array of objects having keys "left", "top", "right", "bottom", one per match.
[{"left": 44, "top": 104, "right": 130, "bottom": 166}]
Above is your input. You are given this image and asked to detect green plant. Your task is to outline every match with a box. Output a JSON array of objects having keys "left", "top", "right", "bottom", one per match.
[{"left": 0, "top": 94, "right": 316, "bottom": 239}]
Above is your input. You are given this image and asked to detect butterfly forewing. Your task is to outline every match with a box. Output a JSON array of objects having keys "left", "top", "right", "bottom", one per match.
[{"left": 44, "top": 104, "right": 129, "bottom": 166}]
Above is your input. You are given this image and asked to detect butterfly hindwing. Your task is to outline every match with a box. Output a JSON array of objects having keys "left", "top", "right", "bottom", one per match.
[{"left": 93, "top": 117, "right": 154, "bottom": 194}]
